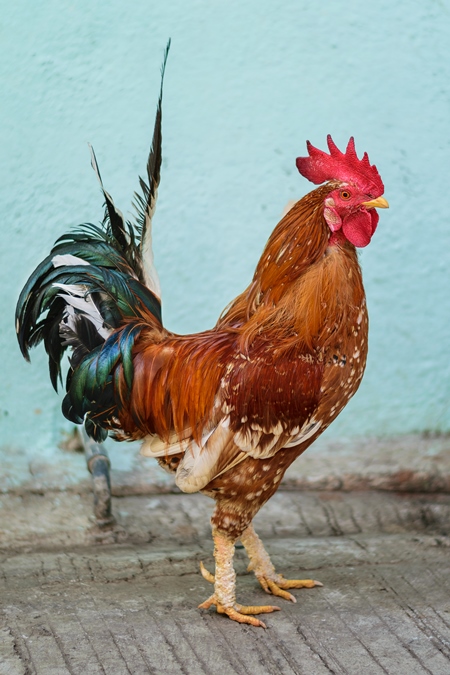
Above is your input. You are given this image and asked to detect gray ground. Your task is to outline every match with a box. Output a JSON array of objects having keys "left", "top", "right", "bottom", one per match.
[{"left": 1, "top": 489, "right": 450, "bottom": 675}]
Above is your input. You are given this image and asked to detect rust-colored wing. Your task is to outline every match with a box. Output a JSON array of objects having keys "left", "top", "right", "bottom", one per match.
[
  {"left": 220, "top": 341, "right": 324, "bottom": 459},
  {"left": 140, "top": 336, "right": 324, "bottom": 492}
]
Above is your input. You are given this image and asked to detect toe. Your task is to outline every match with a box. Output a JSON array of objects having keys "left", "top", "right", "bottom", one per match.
[
  {"left": 199, "top": 562, "right": 215, "bottom": 584},
  {"left": 219, "top": 606, "right": 267, "bottom": 628},
  {"left": 198, "top": 594, "right": 216, "bottom": 610},
  {"left": 235, "top": 603, "right": 281, "bottom": 615},
  {"left": 278, "top": 578, "right": 323, "bottom": 590},
  {"left": 266, "top": 579, "right": 296, "bottom": 602}
]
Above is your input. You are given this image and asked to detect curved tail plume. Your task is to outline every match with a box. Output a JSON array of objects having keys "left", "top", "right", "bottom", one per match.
[
  {"left": 133, "top": 39, "right": 171, "bottom": 298},
  {"left": 15, "top": 41, "right": 171, "bottom": 441}
]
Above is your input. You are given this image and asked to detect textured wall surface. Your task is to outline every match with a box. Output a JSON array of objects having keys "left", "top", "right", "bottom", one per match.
[{"left": 1, "top": 0, "right": 449, "bottom": 464}]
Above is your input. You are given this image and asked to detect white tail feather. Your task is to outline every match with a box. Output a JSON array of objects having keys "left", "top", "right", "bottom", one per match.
[
  {"left": 141, "top": 226, "right": 162, "bottom": 300},
  {"left": 55, "top": 283, "right": 111, "bottom": 339},
  {"left": 52, "top": 254, "right": 91, "bottom": 268}
]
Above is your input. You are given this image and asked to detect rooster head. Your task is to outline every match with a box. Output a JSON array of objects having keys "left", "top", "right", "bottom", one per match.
[{"left": 296, "top": 135, "right": 388, "bottom": 247}]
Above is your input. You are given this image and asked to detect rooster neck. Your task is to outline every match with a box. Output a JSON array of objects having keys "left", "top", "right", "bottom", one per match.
[
  {"left": 220, "top": 184, "right": 365, "bottom": 352},
  {"left": 237, "top": 241, "right": 364, "bottom": 353},
  {"left": 253, "top": 184, "right": 332, "bottom": 298},
  {"left": 217, "top": 185, "right": 332, "bottom": 331},
  {"left": 292, "top": 242, "right": 365, "bottom": 351}
]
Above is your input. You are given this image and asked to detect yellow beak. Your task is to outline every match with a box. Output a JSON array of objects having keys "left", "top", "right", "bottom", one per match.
[{"left": 362, "top": 196, "right": 389, "bottom": 209}]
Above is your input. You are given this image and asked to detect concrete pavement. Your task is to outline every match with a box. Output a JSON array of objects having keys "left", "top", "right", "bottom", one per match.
[{"left": 1, "top": 489, "right": 450, "bottom": 674}]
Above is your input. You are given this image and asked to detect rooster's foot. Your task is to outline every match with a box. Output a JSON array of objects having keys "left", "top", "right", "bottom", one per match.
[
  {"left": 240, "top": 523, "right": 323, "bottom": 602},
  {"left": 199, "top": 531, "right": 280, "bottom": 628},
  {"left": 256, "top": 573, "right": 322, "bottom": 603},
  {"left": 198, "top": 593, "right": 280, "bottom": 628}
]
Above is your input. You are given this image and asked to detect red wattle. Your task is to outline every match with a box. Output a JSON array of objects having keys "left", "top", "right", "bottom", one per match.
[
  {"left": 369, "top": 208, "right": 379, "bottom": 235},
  {"left": 342, "top": 210, "right": 374, "bottom": 247}
]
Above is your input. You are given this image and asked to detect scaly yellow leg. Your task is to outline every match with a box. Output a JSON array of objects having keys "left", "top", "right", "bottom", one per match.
[
  {"left": 240, "top": 524, "right": 323, "bottom": 603},
  {"left": 198, "top": 530, "right": 280, "bottom": 628}
]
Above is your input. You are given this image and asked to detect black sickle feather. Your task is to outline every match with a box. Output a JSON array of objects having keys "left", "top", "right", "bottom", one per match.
[
  {"left": 133, "top": 39, "right": 171, "bottom": 252},
  {"left": 60, "top": 313, "right": 104, "bottom": 371},
  {"left": 89, "top": 144, "right": 131, "bottom": 254}
]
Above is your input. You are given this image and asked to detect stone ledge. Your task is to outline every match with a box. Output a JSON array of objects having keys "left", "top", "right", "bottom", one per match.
[
  {"left": 282, "top": 433, "right": 450, "bottom": 493},
  {"left": 1, "top": 433, "right": 449, "bottom": 496}
]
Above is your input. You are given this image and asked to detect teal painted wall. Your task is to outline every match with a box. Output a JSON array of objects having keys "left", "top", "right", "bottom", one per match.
[{"left": 1, "top": 0, "right": 449, "bottom": 462}]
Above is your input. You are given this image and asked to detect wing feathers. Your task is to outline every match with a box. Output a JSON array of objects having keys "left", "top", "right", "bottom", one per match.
[{"left": 174, "top": 424, "right": 242, "bottom": 493}]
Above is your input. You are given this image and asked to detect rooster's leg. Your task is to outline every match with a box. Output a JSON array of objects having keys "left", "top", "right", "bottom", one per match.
[
  {"left": 198, "top": 529, "right": 280, "bottom": 628},
  {"left": 240, "top": 523, "right": 323, "bottom": 603}
]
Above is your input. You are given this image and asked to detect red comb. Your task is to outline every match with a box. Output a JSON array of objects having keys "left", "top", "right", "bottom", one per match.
[{"left": 296, "top": 135, "right": 384, "bottom": 197}]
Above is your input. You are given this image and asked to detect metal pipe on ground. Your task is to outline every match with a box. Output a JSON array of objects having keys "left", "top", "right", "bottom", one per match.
[{"left": 79, "top": 427, "right": 116, "bottom": 527}]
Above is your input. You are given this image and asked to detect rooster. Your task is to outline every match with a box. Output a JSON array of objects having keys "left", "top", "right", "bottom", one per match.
[{"left": 16, "top": 44, "right": 388, "bottom": 627}]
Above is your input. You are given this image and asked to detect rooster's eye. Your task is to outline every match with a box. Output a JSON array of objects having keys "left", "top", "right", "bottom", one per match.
[{"left": 340, "top": 190, "right": 351, "bottom": 200}]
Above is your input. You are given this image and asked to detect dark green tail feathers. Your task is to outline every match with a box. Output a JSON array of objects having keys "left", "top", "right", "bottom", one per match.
[{"left": 15, "top": 41, "right": 171, "bottom": 441}]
